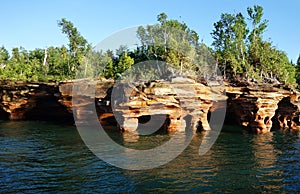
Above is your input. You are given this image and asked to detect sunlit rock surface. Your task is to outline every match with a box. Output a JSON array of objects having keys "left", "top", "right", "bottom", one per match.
[
  {"left": 112, "top": 78, "right": 226, "bottom": 133},
  {"left": 226, "top": 85, "right": 300, "bottom": 133},
  {"left": 0, "top": 82, "right": 71, "bottom": 121},
  {"left": 0, "top": 79, "right": 299, "bottom": 134}
]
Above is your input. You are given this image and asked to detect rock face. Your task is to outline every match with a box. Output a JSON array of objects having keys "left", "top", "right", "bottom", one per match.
[
  {"left": 0, "top": 82, "right": 72, "bottom": 121},
  {"left": 273, "top": 95, "right": 300, "bottom": 130},
  {"left": 0, "top": 79, "right": 299, "bottom": 134},
  {"left": 112, "top": 78, "right": 225, "bottom": 133},
  {"left": 58, "top": 79, "right": 116, "bottom": 126},
  {"left": 226, "top": 85, "right": 300, "bottom": 133},
  {"left": 59, "top": 78, "right": 226, "bottom": 134}
]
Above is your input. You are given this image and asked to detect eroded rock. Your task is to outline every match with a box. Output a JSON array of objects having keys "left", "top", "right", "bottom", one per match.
[
  {"left": 0, "top": 82, "right": 72, "bottom": 121},
  {"left": 226, "top": 85, "right": 300, "bottom": 133},
  {"left": 0, "top": 79, "right": 299, "bottom": 134},
  {"left": 113, "top": 79, "right": 226, "bottom": 133},
  {"left": 273, "top": 95, "right": 300, "bottom": 130}
]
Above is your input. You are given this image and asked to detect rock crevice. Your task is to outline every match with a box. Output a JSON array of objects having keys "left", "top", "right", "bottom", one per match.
[
  {"left": 226, "top": 85, "right": 300, "bottom": 133},
  {"left": 0, "top": 79, "right": 299, "bottom": 133}
]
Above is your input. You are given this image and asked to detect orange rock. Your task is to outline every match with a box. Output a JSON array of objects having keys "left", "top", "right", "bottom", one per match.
[{"left": 226, "top": 85, "right": 300, "bottom": 133}]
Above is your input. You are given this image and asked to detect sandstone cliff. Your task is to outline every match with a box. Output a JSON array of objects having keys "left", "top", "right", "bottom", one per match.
[
  {"left": 0, "top": 79, "right": 299, "bottom": 134},
  {"left": 226, "top": 85, "right": 300, "bottom": 133},
  {"left": 0, "top": 81, "right": 72, "bottom": 121}
]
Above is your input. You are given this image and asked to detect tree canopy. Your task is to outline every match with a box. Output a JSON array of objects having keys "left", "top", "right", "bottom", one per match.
[
  {"left": 136, "top": 12, "right": 214, "bottom": 79},
  {"left": 211, "top": 5, "right": 297, "bottom": 85},
  {"left": 296, "top": 55, "right": 300, "bottom": 89},
  {"left": 0, "top": 7, "right": 298, "bottom": 89}
]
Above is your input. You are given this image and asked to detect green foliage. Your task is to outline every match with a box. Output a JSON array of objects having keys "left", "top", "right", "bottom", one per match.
[
  {"left": 3, "top": 47, "right": 33, "bottom": 80},
  {"left": 136, "top": 12, "right": 214, "bottom": 79},
  {"left": 211, "top": 5, "right": 296, "bottom": 85},
  {"left": 58, "top": 18, "right": 90, "bottom": 78},
  {"left": 0, "top": 10, "right": 297, "bottom": 86},
  {"left": 0, "top": 46, "right": 9, "bottom": 64},
  {"left": 116, "top": 53, "right": 134, "bottom": 75},
  {"left": 89, "top": 50, "right": 113, "bottom": 78},
  {"left": 0, "top": 20, "right": 73, "bottom": 80},
  {"left": 212, "top": 12, "right": 249, "bottom": 77},
  {"left": 296, "top": 55, "right": 300, "bottom": 88},
  {"left": 0, "top": 18, "right": 92, "bottom": 82}
]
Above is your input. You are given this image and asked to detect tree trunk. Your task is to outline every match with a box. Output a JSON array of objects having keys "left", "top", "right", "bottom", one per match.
[
  {"left": 43, "top": 48, "right": 47, "bottom": 66},
  {"left": 180, "top": 61, "right": 183, "bottom": 75},
  {"left": 223, "top": 60, "right": 227, "bottom": 79},
  {"left": 84, "top": 61, "right": 87, "bottom": 77}
]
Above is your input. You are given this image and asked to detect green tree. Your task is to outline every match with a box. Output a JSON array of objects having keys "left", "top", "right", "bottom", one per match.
[
  {"left": 28, "top": 48, "right": 44, "bottom": 80},
  {"left": 0, "top": 46, "right": 9, "bottom": 65},
  {"left": 79, "top": 50, "right": 114, "bottom": 79},
  {"left": 232, "top": 13, "right": 249, "bottom": 77},
  {"left": 211, "top": 5, "right": 296, "bottom": 85},
  {"left": 0, "top": 46, "right": 10, "bottom": 78},
  {"left": 58, "top": 18, "right": 90, "bottom": 78},
  {"left": 195, "top": 42, "right": 216, "bottom": 79},
  {"left": 114, "top": 52, "right": 134, "bottom": 79},
  {"left": 5, "top": 47, "right": 33, "bottom": 80},
  {"left": 212, "top": 13, "right": 248, "bottom": 78},
  {"left": 101, "top": 51, "right": 114, "bottom": 79},
  {"left": 296, "top": 55, "right": 300, "bottom": 88},
  {"left": 137, "top": 13, "right": 199, "bottom": 75},
  {"left": 45, "top": 46, "right": 70, "bottom": 80},
  {"left": 247, "top": 5, "right": 268, "bottom": 77}
]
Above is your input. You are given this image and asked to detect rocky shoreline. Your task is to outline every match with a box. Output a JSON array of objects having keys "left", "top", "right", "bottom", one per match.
[{"left": 0, "top": 78, "right": 299, "bottom": 134}]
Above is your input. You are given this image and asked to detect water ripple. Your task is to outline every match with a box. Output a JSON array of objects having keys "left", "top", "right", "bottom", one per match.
[{"left": 0, "top": 121, "right": 299, "bottom": 193}]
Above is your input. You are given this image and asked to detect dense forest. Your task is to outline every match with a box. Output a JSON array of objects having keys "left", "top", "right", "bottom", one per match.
[{"left": 0, "top": 5, "right": 299, "bottom": 88}]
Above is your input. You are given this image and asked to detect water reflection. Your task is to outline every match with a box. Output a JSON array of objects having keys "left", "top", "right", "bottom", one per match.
[
  {"left": 251, "top": 132, "right": 284, "bottom": 191},
  {"left": 122, "top": 131, "right": 299, "bottom": 192},
  {"left": 0, "top": 122, "right": 299, "bottom": 193}
]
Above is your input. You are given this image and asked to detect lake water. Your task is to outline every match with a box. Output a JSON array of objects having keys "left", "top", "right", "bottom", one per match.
[{"left": 0, "top": 121, "right": 299, "bottom": 193}]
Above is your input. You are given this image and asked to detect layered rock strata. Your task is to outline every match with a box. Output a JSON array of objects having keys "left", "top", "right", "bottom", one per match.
[
  {"left": 59, "top": 78, "right": 226, "bottom": 134},
  {"left": 226, "top": 85, "right": 300, "bottom": 133},
  {"left": 0, "top": 82, "right": 71, "bottom": 121},
  {"left": 0, "top": 79, "right": 299, "bottom": 134},
  {"left": 58, "top": 79, "right": 115, "bottom": 126},
  {"left": 273, "top": 95, "right": 300, "bottom": 130},
  {"left": 112, "top": 78, "right": 226, "bottom": 133}
]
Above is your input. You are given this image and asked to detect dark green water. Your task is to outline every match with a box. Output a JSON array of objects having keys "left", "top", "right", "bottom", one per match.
[{"left": 0, "top": 121, "right": 299, "bottom": 193}]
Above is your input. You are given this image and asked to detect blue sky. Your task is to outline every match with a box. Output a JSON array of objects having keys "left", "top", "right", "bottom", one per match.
[{"left": 0, "top": 0, "right": 299, "bottom": 62}]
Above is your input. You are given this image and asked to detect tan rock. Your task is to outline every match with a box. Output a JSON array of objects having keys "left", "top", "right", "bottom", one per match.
[{"left": 226, "top": 85, "right": 300, "bottom": 133}]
